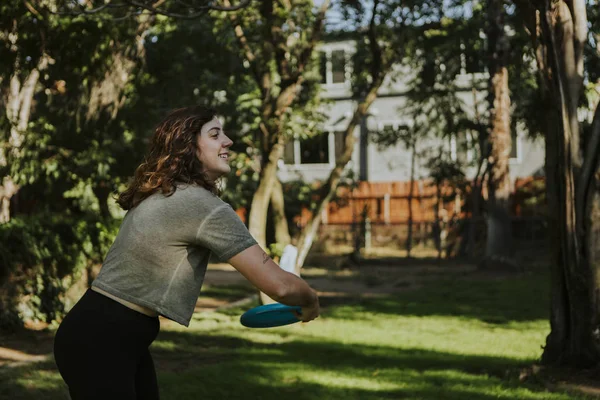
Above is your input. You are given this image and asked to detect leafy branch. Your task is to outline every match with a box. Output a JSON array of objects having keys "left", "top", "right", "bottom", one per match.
[{"left": 36, "top": 0, "right": 252, "bottom": 19}]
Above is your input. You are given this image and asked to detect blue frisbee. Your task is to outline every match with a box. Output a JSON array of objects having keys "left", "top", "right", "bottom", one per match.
[{"left": 240, "top": 303, "right": 302, "bottom": 328}]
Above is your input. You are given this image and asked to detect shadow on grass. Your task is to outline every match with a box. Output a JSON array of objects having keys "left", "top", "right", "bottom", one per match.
[
  {"left": 0, "top": 269, "right": 562, "bottom": 400},
  {"left": 0, "top": 361, "right": 68, "bottom": 400},
  {"left": 0, "top": 327, "right": 584, "bottom": 400},
  {"left": 320, "top": 272, "right": 550, "bottom": 325},
  {"left": 154, "top": 329, "right": 521, "bottom": 375},
  {"left": 151, "top": 330, "right": 574, "bottom": 400}
]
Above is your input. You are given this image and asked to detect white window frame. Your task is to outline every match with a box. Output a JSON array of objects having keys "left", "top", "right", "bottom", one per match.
[
  {"left": 509, "top": 130, "right": 522, "bottom": 164},
  {"left": 284, "top": 131, "right": 337, "bottom": 169},
  {"left": 449, "top": 132, "right": 475, "bottom": 163},
  {"left": 318, "top": 42, "right": 354, "bottom": 87}
]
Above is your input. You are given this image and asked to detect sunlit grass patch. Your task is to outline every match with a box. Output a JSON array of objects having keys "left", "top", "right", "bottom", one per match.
[
  {"left": 153, "top": 272, "right": 589, "bottom": 400},
  {"left": 1, "top": 269, "right": 596, "bottom": 400}
]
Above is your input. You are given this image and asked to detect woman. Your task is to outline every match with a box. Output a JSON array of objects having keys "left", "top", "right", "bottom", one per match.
[{"left": 53, "top": 106, "right": 320, "bottom": 400}]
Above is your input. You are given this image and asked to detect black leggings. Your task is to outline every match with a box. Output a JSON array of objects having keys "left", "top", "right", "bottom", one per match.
[{"left": 53, "top": 289, "right": 160, "bottom": 400}]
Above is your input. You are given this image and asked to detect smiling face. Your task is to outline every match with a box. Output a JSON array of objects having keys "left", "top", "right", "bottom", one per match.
[{"left": 196, "top": 117, "right": 233, "bottom": 181}]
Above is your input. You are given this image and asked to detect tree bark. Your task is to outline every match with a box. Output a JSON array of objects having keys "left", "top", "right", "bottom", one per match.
[
  {"left": 543, "top": 97, "right": 568, "bottom": 364},
  {"left": 248, "top": 141, "right": 285, "bottom": 247},
  {"left": 481, "top": 0, "right": 516, "bottom": 270},
  {"left": 523, "top": 0, "right": 600, "bottom": 367},
  {"left": 434, "top": 182, "right": 442, "bottom": 260},
  {"left": 259, "top": 176, "right": 291, "bottom": 305},
  {"left": 0, "top": 52, "right": 52, "bottom": 223},
  {"left": 406, "top": 140, "right": 416, "bottom": 257},
  {"left": 270, "top": 178, "right": 291, "bottom": 246},
  {"left": 483, "top": 66, "right": 515, "bottom": 268}
]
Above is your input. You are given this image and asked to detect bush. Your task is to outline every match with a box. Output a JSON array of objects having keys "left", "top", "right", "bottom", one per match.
[{"left": 0, "top": 213, "right": 119, "bottom": 329}]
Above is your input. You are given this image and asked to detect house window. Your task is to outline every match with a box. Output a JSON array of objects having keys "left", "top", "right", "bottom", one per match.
[
  {"left": 318, "top": 48, "right": 351, "bottom": 85},
  {"left": 449, "top": 132, "right": 472, "bottom": 163},
  {"left": 283, "top": 140, "right": 295, "bottom": 164},
  {"left": 509, "top": 121, "right": 525, "bottom": 161},
  {"left": 301, "top": 134, "right": 329, "bottom": 164},
  {"left": 331, "top": 50, "right": 346, "bottom": 84},
  {"left": 510, "top": 130, "right": 520, "bottom": 160},
  {"left": 319, "top": 52, "right": 327, "bottom": 84},
  {"left": 282, "top": 132, "right": 343, "bottom": 166}
]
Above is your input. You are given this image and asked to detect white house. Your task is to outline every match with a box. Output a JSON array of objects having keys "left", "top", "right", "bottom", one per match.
[{"left": 277, "top": 39, "right": 546, "bottom": 186}]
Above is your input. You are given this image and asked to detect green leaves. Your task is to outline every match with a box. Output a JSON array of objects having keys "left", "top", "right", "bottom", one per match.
[{"left": 0, "top": 213, "right": 120, "bottom": 326}]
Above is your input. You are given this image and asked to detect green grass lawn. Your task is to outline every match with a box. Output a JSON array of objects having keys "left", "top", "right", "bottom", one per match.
[{"left": 0, "top": 268, "right": 595, "bottom": 400}]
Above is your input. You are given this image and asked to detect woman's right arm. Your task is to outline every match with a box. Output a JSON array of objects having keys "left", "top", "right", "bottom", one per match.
[{"left": 227, "top": 244, "right": 319, "bottom": 322}]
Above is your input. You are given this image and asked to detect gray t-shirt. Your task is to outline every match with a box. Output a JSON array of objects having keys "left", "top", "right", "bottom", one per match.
[{"left": 92, "top": 184, "right": 257, "bottom": 326}]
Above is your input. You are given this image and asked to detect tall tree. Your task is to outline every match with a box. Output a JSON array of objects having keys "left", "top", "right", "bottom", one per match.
[
  {"left": 215, "top": 0, "right": 330, "bottom": 250},
  {"left": 514, "top": 0, "right": 600, "bottom": 367},
  {"left": 400, "top": 0, "right": 542, "bottom": 261},
  {"left": 482, "top": 0, "right": 516, "bottom": 269}
]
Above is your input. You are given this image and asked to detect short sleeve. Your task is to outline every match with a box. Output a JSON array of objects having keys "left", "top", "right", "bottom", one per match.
[{"left": 195, "top": 204, "right": 258, "bottom": 260}]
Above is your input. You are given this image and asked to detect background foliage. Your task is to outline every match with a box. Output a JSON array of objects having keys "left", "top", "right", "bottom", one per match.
[{"left": 0, "top": 0, "right": 598, "bottom": 330}]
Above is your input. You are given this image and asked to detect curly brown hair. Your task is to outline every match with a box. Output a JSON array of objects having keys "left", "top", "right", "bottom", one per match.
[{"left": 117, "top": 106, "right": 220, "bottom": 210}]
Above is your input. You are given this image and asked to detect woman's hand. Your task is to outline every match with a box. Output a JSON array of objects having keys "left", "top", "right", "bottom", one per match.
[{"left": 296, "top": 291, "right": 320, "bottom": 323}]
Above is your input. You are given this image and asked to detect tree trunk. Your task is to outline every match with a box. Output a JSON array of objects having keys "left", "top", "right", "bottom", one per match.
[
  {"left": 466, "top": 83, "right": 487, "bottom": 259},
  {"left": 223, "top": 0, "right": 329, "bottom": 303},
  {"left": 483, "top": 66, "right": 516, "bottom": 269},
  {"left": 418, "top": 181, "right": 426, "bottom": 247},
  {"left": 468, "top": 165, "right": 487, "bottom": 259},
  {"left": 270, "top": 178, "right": 291, "bottom": 246},
  {"left": 481, "top": 0, "right": 516, "bottom": 270},
  {"left": 0, "top": 53, "right": 52, "bottom": 223},
  {"left": 406, "top": 141, "right": 416, "bottom": 257},
  {"left": 223, "top": 0, "right": 329, "bottom": 252},
  {"left": 434, "top": 182, "right": 442, "bottom": 260},
  {"left": 259, "top": 176, "right": 291, "bottom": 305},
  {"left": 294, "top": 112, "right": 362, "bottom": 272},
  {"left": 542, "top": 99, "right": 568, "bottom": 363},
  {"left": 294, "top": 78, "right": 384, "bottom": 272},
  {"left": 293, "top": 0, "right": 390, "bottom": 272},
  {"left": 530, "top": 0, "right": 600, "bottom": 367},
  {"left": 248, "top": 141, "right": 285, "bottom": 248}
]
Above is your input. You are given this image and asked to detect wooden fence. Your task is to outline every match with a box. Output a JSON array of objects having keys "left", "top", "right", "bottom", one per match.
[
  {"left": 322, "top": 181, "right": 458, "bottom": 225},
  {"left": 290, "top": 177, "right": 546, "bottom": 228},
  {"left": 234, "top": 177, "right": 546, "bottom": 239}
]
